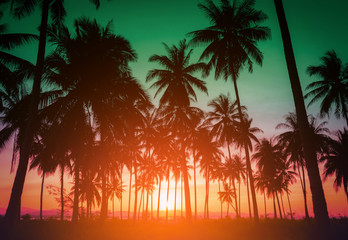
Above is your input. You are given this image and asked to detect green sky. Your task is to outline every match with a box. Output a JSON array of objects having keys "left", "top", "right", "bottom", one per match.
[{"left": 3, "top": 0, "right": 347, "bottom": 137}]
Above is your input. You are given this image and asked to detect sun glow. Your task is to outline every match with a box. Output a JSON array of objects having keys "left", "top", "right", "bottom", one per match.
[{"left": 154, "top": 188, "right": 183, "bottom": 212}]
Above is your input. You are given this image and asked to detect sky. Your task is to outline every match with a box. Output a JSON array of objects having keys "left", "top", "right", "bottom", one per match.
[{"left": 0, "top": 0, "right": 347, "bottom": 218}]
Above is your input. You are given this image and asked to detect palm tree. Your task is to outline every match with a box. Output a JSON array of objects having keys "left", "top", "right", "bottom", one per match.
[
  {"left": 273, "top": 0, "right": 330, "bottom": 228},
  {"left": 107, "top": 177, "right": 125, "bottom": 219},
  {"left": 218, "top": 182, "right": 236, "bottom": 218},
  {"left": 305, "top": 50, "right": 348, "bottom": 127},
  {"left": 196, "top": 131, "right": 223, "bottom": 219},
  {"left": 189, "top": 0, "right": 270, "bottom": 221},
  {"left": 44, "top": 17, "right": 149, "bottom": 221},
  {"left": 276, "top": 112, "right": 332, "bottom": 219},
  {"left": 320, "top": 129, "right": 348, "bottom": 200},
  {"left": 147, "top": 40, "right": 208, "bottom": 221},
  {"left": 4, "top": 0, "right": 101, "bottom": 227}
]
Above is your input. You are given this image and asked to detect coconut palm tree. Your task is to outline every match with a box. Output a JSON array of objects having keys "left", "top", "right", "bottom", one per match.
[
  {"left": 189, "top": 0, "right": 270, "bottom": 220},
  {"left": 147, "top": 40, "right": 208, "bottom": 221},
  {"left": 305, "top": 50, "right": 348, "bottom": 127},
  {"left": 4, "top": 0, "right": 101, "bottom": 227},
  {"left": 196, "top": 131, "right": 223, "bottom": 219},
  {"left": 320, "top": 129, "right": 348, "bottom": 200},
  {"left": 276, "top": 112, "right": 332, "bottom": 219},
  {"left": 107, "top": 176, "right": 125, "bottom": 219},
  {"left": 273, "top": 0, "right": 330, "bottom": 228},
  {"left": 218, "top": 182, "right": 236, "bottom": 218}
]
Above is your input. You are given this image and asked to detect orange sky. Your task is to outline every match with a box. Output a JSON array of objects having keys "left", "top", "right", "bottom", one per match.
[{"left": 0, "top": 143, "right": 347, "bottom": 219}]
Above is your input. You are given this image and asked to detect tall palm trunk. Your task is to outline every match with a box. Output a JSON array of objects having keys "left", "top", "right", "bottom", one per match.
[
  {"left": 174, "top": 176, "right": 177, "bottom": 220},
  {"left": 100, "top": 168, "right": 107, "bottom": 219},
  {"left": 138, "top": 189, "right": 143, "bottom": 220},
  {"left": 112, "top": 194, "right": 115, "bottom": 218},
  {"left": 231, "top": 178, "right": 238, "bottom": 218},
  {"left": 157, "top": 178, "right": 161, "bottom": 219},
  {"left": 133, "top": 163, "right": 138, "bottom": 221},
  {"left": 232, "top": 76, "right": 259, "bottom": 221},
  {"left": 72, "top": 161, "right": 79, "bottom": 222},
  {"left": 166, "top": 168, "right": 170, "bottom": 222},
  {"left": 120, "top": 165, "right": 123, "bottom": 220},
  {"left": 193, "top": 156, "right": 197, "bottom": 220},
  {"left": 274, "top": 0, "right": 330, "bottom": 229},
  {"left": 246, "top": 174, "right": 252, "bottom": 218},
  {"left": 298, "top": 163, "right": 309, "bottom": 219},
  {"left": 60, "top": 166, "right": 64, "bottom": 221},
  {"left": 181, "top": 176, "right": 183, "bottom": 218},
  {"left": 286, "top": 191, "right": 293, "bottom": 219},
  {"left": 181, "top": 154, "right": 192, "bottom": 222},
  {"left": 40, "top": 173, "right": 45, "bottom": 220},
  {"left": 275, "top": 192, "right": 283, "bottom": 219},
  {"left": 145, "top": 191, "right": 149, "bottom": 220},
  {"left": 272, "top": 192, "right": 277, "bottom": 219},
  {"left": 238, "top": 175, "right": 241, "bottom": 217},
  {"left": 4, "top": 0, "right": 49, "bottom": 230},
  {"left": 219, "top": 180, "right": 222, "bottom": 219},
  {"left": 128, "top": 162, "right": 132, "bottom": 220},
  {"left": 264, "top": 192, "right": 267, "bottom": 219},
  {"left": 206, "top": 170, "right": 210, "bottom": 219},
  {"left": 280, "top": 194, "right": 286, "bottom": 219}
]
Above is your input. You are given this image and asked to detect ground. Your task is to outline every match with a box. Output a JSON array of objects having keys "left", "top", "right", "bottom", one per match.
[{"left": 1, "top": 218, "right": 347, "bottom": 240}]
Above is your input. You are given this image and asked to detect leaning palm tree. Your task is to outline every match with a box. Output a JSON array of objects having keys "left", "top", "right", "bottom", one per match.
[
  {"left": 305, "top": 50, "right": 348, "bottom": 127},
  {"left": 189, "top": 0, "right": 270, "bottom": 221},
  {"left": 4, "top": 0, "right": 101, "bottom": 228},
  {"left": 146, "top": 39, "right": 208, "bottom": 221},
  {"left": 320, "top": 129, "right": 348, "bottom": 200},
  {"left": 273, "top": 0, "right": 330, "bottom": 228}
]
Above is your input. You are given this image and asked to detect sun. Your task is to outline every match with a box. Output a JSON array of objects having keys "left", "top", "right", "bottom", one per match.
[{"left": 155, "top": 188, "right": 182, "bottom": 211}]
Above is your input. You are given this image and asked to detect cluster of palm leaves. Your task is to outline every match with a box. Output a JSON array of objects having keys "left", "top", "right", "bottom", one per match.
[{"left": 0, "top": 0, "right": 347, "bottom": 229}]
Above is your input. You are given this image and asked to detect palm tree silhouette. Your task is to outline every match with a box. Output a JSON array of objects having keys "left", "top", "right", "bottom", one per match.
[
  {"left": 273, "top": 0, "right": 330, "bottom": 228},
  {"left": 147, "top": 40, "right": 208, "bottom": 221},
  {"left": 305, "top": 50, "right": 348, "bottom": 127},
  {"left": 321, "top": 129, "right": 348, "bottom": 200},
  {"left": 107, "top": 176, "right": 125, "bottom": 219},
  {"left": 218, "top": 182, "right": 236, "bottom": 218},
  {"left": 276, "top": 112, "right": 332, "bottom": 219},
  {"left": 4, "top": 0, "right": 101, "bottom": 227},
  {"left": 189, "top": 0, "right": 270, "bottom": 221}
]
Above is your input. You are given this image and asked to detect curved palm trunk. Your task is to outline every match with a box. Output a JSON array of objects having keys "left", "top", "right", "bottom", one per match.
[
  {"left": 3, "top": 0, "right": 49, "bottom": 230},
  {"left": 274, "top": 0, "right": 330, "bottom": 230},
  {"left": 60, "top": 166, "right": 64, "bottom": 221},
  {"left": 128, "top": 163, "right": 132, "bottom": 220},
  {"left": 157, "top": 179, "right": 161, "bottom": 220},
  {"left": 232, "top": 76, "right": 259, "bottom": 221},
  {"left": 40, "top": 173, "right": 45, "bottom": 220}
]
